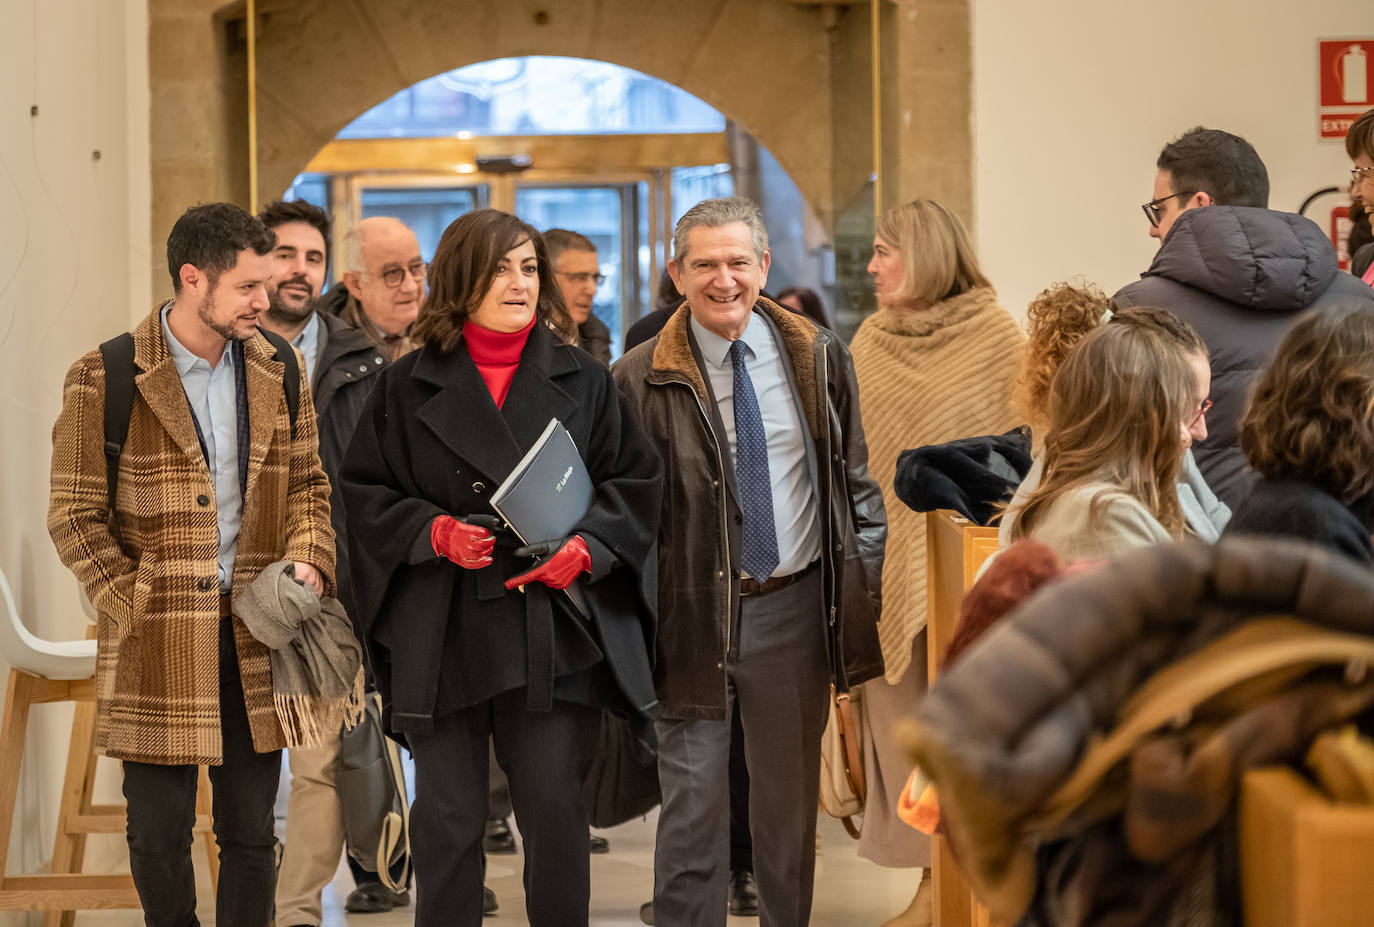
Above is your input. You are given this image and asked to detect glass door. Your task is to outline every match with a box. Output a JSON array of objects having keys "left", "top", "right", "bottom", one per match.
[
  {"left": 515, "top": 184, "right": 641, "bottom": 358},
  {"left": 358, "top": 184, "right": 490, "bottom": 262}
]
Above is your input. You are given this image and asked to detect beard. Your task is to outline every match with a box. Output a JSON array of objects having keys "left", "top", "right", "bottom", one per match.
[
  {"left": 197, "top": 290, "right": 246, "bottom": 342},
  {"left": 265, "top": 276, "right": 319, "bottom": 326}
]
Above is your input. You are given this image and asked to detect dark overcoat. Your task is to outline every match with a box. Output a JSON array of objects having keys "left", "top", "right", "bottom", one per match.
[{"left": 339, "top": 322, "right": 662, "bottom": 737}]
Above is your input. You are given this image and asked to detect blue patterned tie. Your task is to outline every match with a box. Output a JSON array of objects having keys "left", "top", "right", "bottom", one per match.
[{"left": 730, "top": 340, "right": 780, "bottom": 580}]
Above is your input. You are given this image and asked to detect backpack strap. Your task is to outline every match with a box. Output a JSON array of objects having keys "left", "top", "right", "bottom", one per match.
[
  {"left": 258, "top": 328, "right": 300, "bottom": 440},
  {"left": 98, "top": 332, "right": 137, "bottom": 511}
]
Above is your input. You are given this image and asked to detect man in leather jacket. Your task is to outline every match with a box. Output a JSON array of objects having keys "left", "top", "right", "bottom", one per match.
[{"left": 614, "top": 197, "right": 886, "bottom": 927}]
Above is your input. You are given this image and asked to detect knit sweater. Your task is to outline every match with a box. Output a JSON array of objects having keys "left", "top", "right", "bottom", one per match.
[{"left": 850, "top": 286, "right": 1025, "bottom": 682}]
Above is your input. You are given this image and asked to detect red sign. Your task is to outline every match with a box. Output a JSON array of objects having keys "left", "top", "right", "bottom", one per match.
[
  {"left": 1331, "top": 204, "right": 1352, "bottom": 270},
  {"left": 1320, "top": 112, "right": 1366, "bottom": 139},
  {"left": 1320, "top": 40, "right": 1373, "bottom": 108}
]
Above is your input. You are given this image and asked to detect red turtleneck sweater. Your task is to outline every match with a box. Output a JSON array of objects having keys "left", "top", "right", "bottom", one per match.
[{"left": 464, "top": 315, "right": 537, "bottom": 408}]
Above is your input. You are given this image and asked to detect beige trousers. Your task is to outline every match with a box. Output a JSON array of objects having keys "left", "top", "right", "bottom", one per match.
[
  {"left": 857, "top": 632, "right": 932, "bottom": 868},
  {"left": 275, "top": 734, "right": 346, "bottom": 927}
]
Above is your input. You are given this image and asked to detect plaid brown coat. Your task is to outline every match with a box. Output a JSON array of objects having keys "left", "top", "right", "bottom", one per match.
[{"left": 48, "top": 307, "right": 335, "bottom": 765}]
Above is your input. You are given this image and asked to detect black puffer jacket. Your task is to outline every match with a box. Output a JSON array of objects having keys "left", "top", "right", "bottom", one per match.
[{"left": 1113, "top": 206, "right": 1374, "bottom": 509}]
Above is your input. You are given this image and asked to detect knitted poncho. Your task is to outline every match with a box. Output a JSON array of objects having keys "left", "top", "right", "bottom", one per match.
[{"left": 850, "top": 286, "right": 1025, "bottom": 682}]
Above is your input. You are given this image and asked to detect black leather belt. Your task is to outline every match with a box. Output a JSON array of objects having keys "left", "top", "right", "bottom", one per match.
[{"left": 739, "top": 560, "right": 819, "bottom": 597}]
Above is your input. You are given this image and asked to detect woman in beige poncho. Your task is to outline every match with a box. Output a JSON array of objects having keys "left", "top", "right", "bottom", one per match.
[{"left": 850, "top": 199, "right": 1024, "bottom": 926}]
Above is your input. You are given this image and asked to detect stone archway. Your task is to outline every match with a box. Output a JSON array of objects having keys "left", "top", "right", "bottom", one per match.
[
  {"left": 149, "top": 0, "right": 973, "bottom": 305},
  {"left": 152, "top": 0, "right": 839, "bottom": 237}
]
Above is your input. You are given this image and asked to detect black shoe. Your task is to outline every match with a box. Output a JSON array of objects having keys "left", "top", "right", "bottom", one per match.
[
  {"left": 729, "top": 869, "right": 759, "bottom": 916},
  {"left": 484, "top": 886, "right": 499, "bottom": 916},
  {"left": 484, "top": 816, "right": 517, "bottom": 854},
  {"left": 344, "top": 882, "right": 410, "bottom": 913},
  {"left": 639, "top": 901, "right": 655, "bottom": 925},
  {"left": 589, "top": 832, "right": 610, "bottom": 854}
]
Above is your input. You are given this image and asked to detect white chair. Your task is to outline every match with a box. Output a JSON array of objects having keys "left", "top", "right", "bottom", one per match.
[{"left": 0, "top": 567, "right": 221, "bottom": 923}]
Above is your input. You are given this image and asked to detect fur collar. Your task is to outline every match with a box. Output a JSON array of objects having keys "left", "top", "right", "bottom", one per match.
[
  {"left": 866, "top": 286, "right": 1002, "bottom": 338},
  {"left": 647, "top": 297, "right": 822, "bottom": 438}
]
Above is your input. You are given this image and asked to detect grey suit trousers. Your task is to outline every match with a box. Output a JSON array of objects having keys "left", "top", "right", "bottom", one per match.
[{"left": 652, "top": 568, "right": 830, "bottom": 927}]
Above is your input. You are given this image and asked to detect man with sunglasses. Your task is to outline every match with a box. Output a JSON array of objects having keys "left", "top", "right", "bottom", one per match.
[
  {"left": 1114, "top": 126, "right": 1374, "bottom": 509},
  {"left": 320, "top": 216, "right": 427, "bottom": 360}
]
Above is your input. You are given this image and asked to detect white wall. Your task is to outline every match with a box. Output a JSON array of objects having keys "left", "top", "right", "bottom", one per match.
[
  {"left": 972, "top": 0, "right": 1369, "bottom": 318},
  {"left": 0, "top": 0, "right": 149, "bottom": 913}
]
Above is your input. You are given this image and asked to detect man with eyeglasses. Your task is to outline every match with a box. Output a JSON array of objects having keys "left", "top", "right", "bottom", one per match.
[
  {"left": 319, "top": 216, "right": 426, "bottom": 361},
  {"left": 544, "top": 228, "right": 612, "bottom": 365},
  {"left": 1113, "top": 126, "right": 1374, "bottom": 509}
]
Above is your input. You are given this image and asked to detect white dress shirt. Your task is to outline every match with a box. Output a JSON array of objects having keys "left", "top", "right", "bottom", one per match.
[
  {"left": 162, "top": 305, "right": 241, "bottom": 591},
  {"left": 290, "top": 311, "right": 321, "bottom": 386},
  {"left": 691, "top": 311, "right": 821, "bottom": 577}
]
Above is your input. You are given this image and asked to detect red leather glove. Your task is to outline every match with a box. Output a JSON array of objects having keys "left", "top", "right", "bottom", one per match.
[
  {"left": 504, "top": 536, "right": 591, "bottom": 591},
  {"left": 430, "top": 516, "right": 495, "bottom": 569}
]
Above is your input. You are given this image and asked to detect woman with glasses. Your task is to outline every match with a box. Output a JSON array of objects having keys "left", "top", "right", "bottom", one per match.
[
  {"left": 1225, "top": 302, "right": 1374, "bottom": 565},
  {"left": 851, "top": 198, "right": 1025, "bottom": 927},
  {"left": 1003, "top": 307, "right": 1209, "bottom": 562},
  {"left": 1002, "top": 288, "right": 1228, "bottom": 544},
  {"left": 1346, "top": 108, "right": 1374, "bottom": 284},
  {"left": 339, "top": 209, "right": 662, "bottom": 926}
]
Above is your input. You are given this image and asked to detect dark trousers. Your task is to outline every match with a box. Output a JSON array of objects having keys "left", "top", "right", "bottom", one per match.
[
  {"left": 122, "top": 618, "right": 282, "bottom": 927},
  {"left": 407, "top": 687, "right": 598, "bottom": 927},
  {"left": 653, "top": 569, "right": 831, "bottom": 927},
  {"left": 728, "top": 699, "right": 753, "bottom": 874}
]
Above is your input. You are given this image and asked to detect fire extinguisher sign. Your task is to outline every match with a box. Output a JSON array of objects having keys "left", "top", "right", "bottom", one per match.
[{"left": 1319, "top": 39, "right": 1373, "bottom": 139}]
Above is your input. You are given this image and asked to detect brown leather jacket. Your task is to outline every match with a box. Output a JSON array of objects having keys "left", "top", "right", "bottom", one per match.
[{"left": 613, "top": 299, "right": 885, "bottom": 720}]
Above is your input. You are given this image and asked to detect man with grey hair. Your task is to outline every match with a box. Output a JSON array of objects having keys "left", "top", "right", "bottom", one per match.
[
  {"left": 544, "top": 227, "right": 612, "bottom": 365},
  {"left": 614, "top": 196, "right": 886, "bottom": 926},
  {"left": 319, "top": 216, "right": 425, "bottom": 360}
]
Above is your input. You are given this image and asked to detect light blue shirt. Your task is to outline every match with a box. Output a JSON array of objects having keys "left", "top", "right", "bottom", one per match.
[
  {"left": 290, "top": 312, "right": 321, "bottom": 386},
  {"left": 162, "top": 304, "right": 241, "bottom": 592},
  {"left": 691, "top": 311, "right": 821, "bottom": 577}
]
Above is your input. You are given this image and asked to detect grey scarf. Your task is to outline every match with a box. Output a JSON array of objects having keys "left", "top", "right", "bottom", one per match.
[{"left": 234, "top": 561, "right": 364, "bottom": 748}]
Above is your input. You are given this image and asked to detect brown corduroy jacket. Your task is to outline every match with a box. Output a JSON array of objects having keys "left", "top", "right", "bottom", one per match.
[{"left": 48, "top": 306, "right": 335, "bottom": 765}]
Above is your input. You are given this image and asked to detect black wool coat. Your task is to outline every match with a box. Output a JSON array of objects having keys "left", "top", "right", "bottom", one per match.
[{"left": 339, "top": 322, "right": 663, "bottom": 736}]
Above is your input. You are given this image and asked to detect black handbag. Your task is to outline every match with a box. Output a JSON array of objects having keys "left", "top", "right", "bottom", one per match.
[
  {"left": 337, "top": 691, "right": 411, "bottom": 891},
  {"left": 581, "top": 709, "right": 660, "bottom": 828}
]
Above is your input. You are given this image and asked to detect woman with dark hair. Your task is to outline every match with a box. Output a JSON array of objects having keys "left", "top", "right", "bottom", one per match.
[
  {"left": 1226, "top": 301, "right": 1374, "bottom": 564},
  {"left": 339, "top": 209, "right": 662, "bottom": 926},
  {"left": 776, "top": 285, "right": 830, "bottom": 329}
]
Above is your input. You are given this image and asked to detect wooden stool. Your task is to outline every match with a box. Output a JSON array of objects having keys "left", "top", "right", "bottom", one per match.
[
  {"left": 925, "top": 510, "right": 1002, "bottom": 927},
  {"left": 0, "top": 643, "right": 218, "bottom": 922},
  {"left": 41, "top": 627, "right": 219, "bottom": 926}
]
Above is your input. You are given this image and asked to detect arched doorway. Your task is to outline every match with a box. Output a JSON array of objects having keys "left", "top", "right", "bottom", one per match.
[{"left": 280, "top": 56, "right": 829, "bottom": 355}]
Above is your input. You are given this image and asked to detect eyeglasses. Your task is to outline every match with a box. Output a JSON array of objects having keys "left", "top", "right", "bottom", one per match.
[
  {"left": 1188, "top": 398, "right": 1213, "bottom": 428},
  {"left": 1352, "top": 166, "right": 1374, "bottom": 185},
  {"left": 368, "top": 261, "right": 427, "bottom": 288},
  {"left": 557, "top": 271, "right": 606, "bottom": 286},
  {"left": 1142, "top": 191, "right": 1197, "bottom": 228}
]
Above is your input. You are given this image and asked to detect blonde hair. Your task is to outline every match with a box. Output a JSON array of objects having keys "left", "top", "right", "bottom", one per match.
[
  {"left": 1015, "top": 281, "right": 1112, "bottom": 431},
  {"left": 1010, "top": 319, "right": 1195, "bottom": 540},
  {"left": 874, "top": 199, "right": 991, "bottom": 306}
]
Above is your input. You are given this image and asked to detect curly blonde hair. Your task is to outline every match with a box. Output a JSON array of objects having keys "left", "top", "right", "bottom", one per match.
[{"left": 1015, "top": 282, "right": 1112, "bottom": 431}]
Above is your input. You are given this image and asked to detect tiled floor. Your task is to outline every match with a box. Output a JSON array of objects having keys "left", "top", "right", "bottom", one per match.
[
  {"left": 89, "top": 755, "right": 922, "bottom": 925},
  {"left": 304, "top": 811, "right": 920, "bottom": 926}
]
